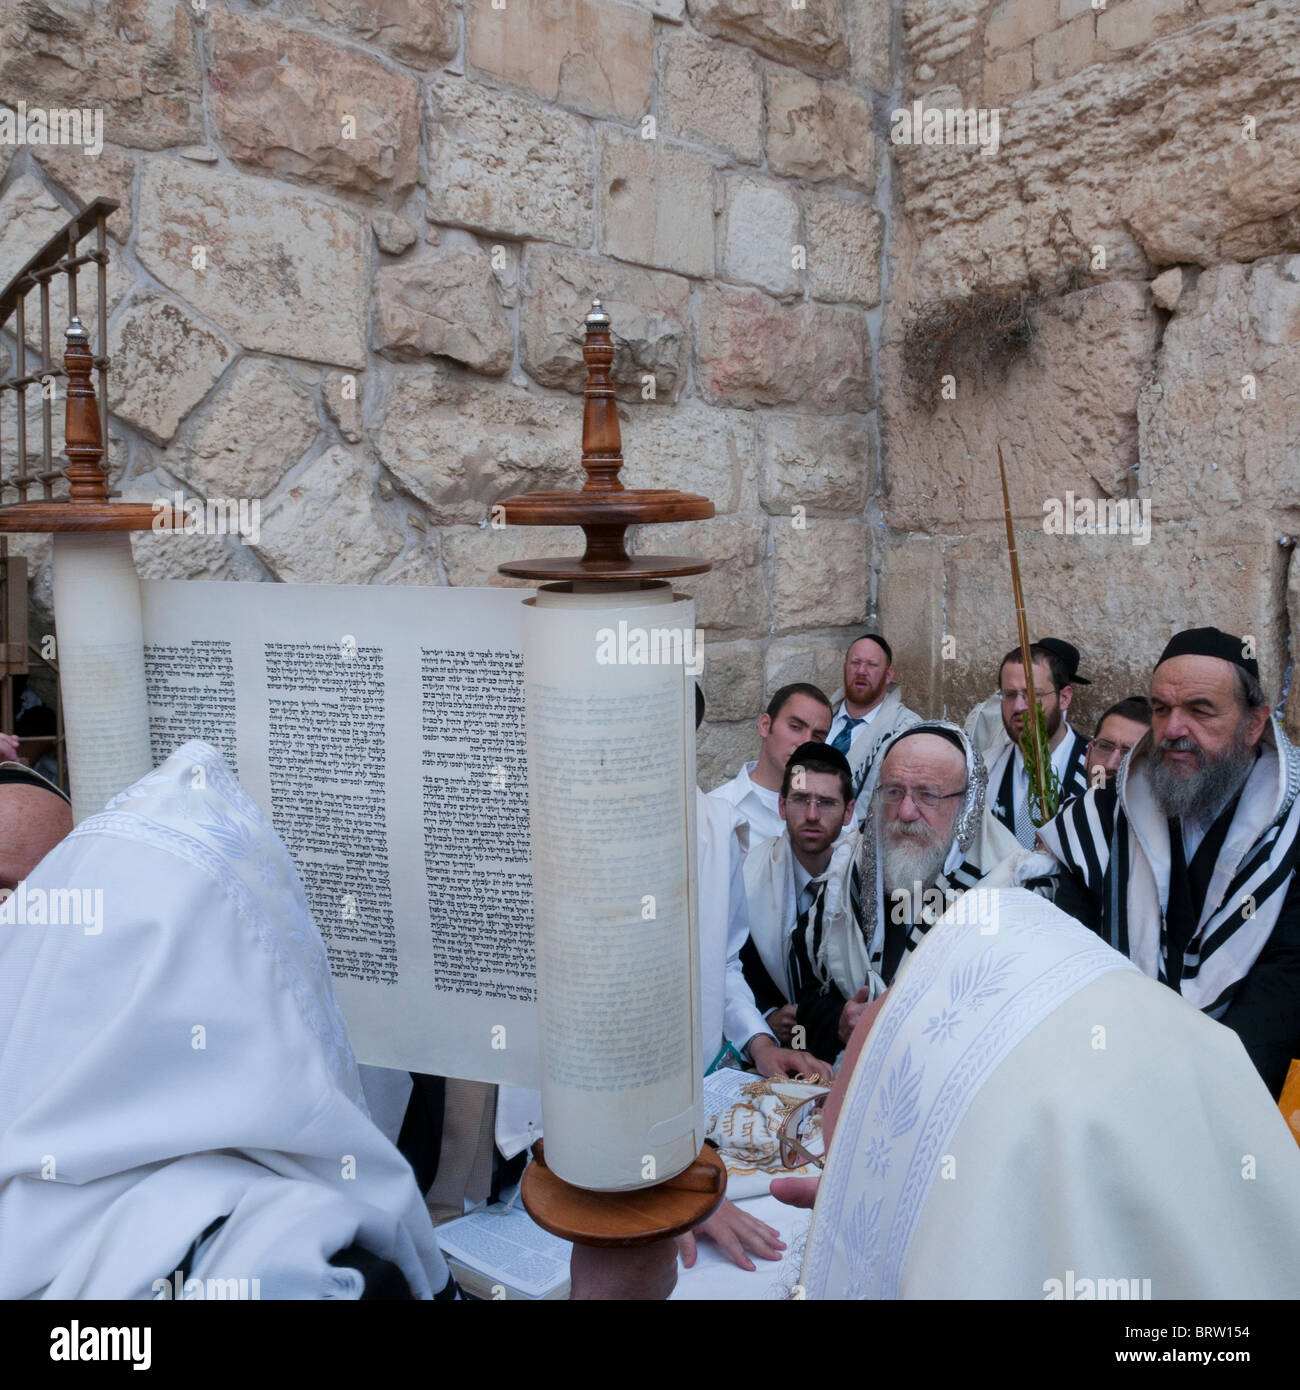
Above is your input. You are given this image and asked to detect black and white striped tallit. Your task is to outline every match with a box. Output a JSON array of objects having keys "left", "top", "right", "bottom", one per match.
[
  {"left": 986, "top": 724, "right": 1090, "bottom": 847},
  {"left": 1036, "top": 719, "right": 1300, "bottom": 1018}
]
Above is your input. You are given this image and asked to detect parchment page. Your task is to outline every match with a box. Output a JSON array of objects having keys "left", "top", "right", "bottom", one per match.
[{"left": 139, "top": 579, "right": 540, "bottom": 1087}]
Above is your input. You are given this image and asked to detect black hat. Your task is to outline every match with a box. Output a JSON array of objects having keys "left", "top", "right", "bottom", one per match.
[
  {"left": 889, "top": 723, "right": 967, "bottom": 757},
  {"left": 786, "top": 741, "right": 852, "bottom": 780},
  {"left": 1036, "top": 637, "right": 1091, "bottom": 686},
  {"left": 849, "top": 633, "right": 892, "bottom": 663},
  {"left": 1155, "top": 627, "right": 1260, "bottom": 681},
  {"left": 0, "top": 761, "right": 70, "bottom": 805}
]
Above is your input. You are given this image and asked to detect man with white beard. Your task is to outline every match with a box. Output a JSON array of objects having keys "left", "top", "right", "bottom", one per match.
[{"left": 1037, "top": 627, "right": 1300, "bottom": 1097}]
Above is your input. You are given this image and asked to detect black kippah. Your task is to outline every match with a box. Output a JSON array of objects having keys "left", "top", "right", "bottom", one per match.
[
  {"left": 1155, "top": 627, "right": 1260, "bottom": 681},
  {"left": 0, "top": 761, "right": 70, "bottom": 804},
  {"left": 788, "top": 740, "right": 852, "bottom": 779},
  {"left": 851, "top": 632, "right": 892, "bottom": 663},
  {"left": 889, "top": 724, "right": 966, "bottom": 757}
]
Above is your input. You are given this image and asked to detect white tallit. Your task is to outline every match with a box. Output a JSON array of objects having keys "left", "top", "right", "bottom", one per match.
[
  {"left": 0, "top": 741, "right": 448, "bottom": 1299},
  {"left": 800, "top": 887, "right": 1300, "bottom": 1299}
]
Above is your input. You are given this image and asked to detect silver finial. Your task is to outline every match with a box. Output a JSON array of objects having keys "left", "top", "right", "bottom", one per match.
[
  {"left": 585, "top": 296, "right": 610, "bottom": 328},
  {"left": 65, "top": 316, "right": 89, "bottom": 345}
]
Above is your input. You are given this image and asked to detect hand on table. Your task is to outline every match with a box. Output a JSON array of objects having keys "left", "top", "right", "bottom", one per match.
[
  {"left": 749, "top": 1033, "right": 833, "bottom": 1085},
  {"left": 676, "top": 1197, "right": 785, "bottom": 1273}
]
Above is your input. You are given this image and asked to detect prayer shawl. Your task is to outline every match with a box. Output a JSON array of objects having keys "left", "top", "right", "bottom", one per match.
[
  {"left": 832, "top": 721, "right": 988, "bottom": 1002},
  {"left": 743, "top": 829, "right": 861, "bottom": 1005},
  {"left": 0, "top": 741, "right": 449, "bottom": 1299},
  {"left": 830, "top": 685, "right": 921, "bottom": 824},
  {"left": 1037, "top": 720, "right": 1300, "bottom": 1017},
  {"left": 984, "top": 725, "right": 1088, "bottom": 844},
  {"left": 800, "top": 887, "right": 1300, "bottom": 1299}
]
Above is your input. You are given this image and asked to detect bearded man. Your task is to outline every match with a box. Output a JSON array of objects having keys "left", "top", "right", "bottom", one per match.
[{"left": 1037, "top": 627, "right": 1300, "bottom": 1096}]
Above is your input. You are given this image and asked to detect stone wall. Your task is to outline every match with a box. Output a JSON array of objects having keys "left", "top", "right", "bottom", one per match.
[
  {"left": 0, "top": 0, "right": 893, "bottom": 786},
  {"left": 880, "top": 0, "right": 1300, "bottom": 741},
  {"left": 1, "top": 0, "right": 1297, "bottom": 785}
]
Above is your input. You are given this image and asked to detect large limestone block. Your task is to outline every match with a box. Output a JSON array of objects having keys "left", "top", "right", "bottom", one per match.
[
  {"left": 895, "top": 5, "right": 1300, "bottom": 301},
  {"left": 286, "top": 0, "right": 458, "bottom": 66},
  {"left": 846, "top": 0, "right": 892, "bottom": 93},
  {"left": 686, "top": 0, "right": 848, "bottom": 73},
  {"left": 374, "top": 370, "right": 573, "bottom": 525},
  {"left": 1139, "top": 256, "right": 1300, "bottom": 519},
  {"left": 427, "top": 79, "right": 593, "bottom": 247},
  {"left": 771, "top": 519, "right": 872, "bottom": 634},
  {"left": 126, "top": 471, "right": 271, "bottom": 584},
  {"left": 765, "top": 71, "right": 878, "bottom": 189},
  {"left": 703, "top": 640, "right": 764, "bottom": 723},
  {"left": 984, "top": 0, "right": 1058, "bottom": 55},
  {"left": 183, "top": 358, "right": 319, "bottom": 503},
  {"left": 519, "top": 248, "right": 690, "bottom": 401},
  {"left": 33, "top": 142, "right": 135, "bottom": 240},
  {"left": 901, "top": 0, "right": 983, "bottom": 72},
  {"left": 599, "top": 132, "right": 715, "bottom": 278},
  {"left": 376, "top": 247, "right": 513, "bottom": 375},
  {"left": 696, "top": 287, "right": 873, "bottom": 410},
  {"left": 208, "top": 12, "right": 420, "bottom": 196},
  {"left": 764, "top": 634, "right": 859, "bottom": 706},
  {"left": 718, "top": 175, "right": 801, "bottom": 298},
  {"left": 804, "top": 189, "right": 883, "bottom": 306},
  {"left": 618, "top": 401, "right": 755, "bottom": 514},
  {"left": 659, "top": 31, "right": 763, "bottom": 164},
  {"left": 938, "top": 517, "right": 1290, "bottom": 726},
  {"left": 136, "top": 161, "right": 368, "bottom": 370},
  {"left": 881, "top": 280, "right": 1160, "bottom": 531},
  {"left": 876, "top": 536, "right": 945, "bottom": 717},
  {"left": 467, "top": 0, "right": 653, "bottom": 121},
  {"left": 697, "top": 718, "right": 758, "bottom": 791},
  {"left": 760, "top": 414, "right": 875, "bottom": 516},
  {"left": 108, "top": 292, "right": 235, "bottom": 446},
  {"left": 440, "top": 523, "right": 585, "bottom": 588},
  {"left": 632, "top": 516, "right": 768, "bottom": 635},
  {"left": 255, "top": 446, "right": 403, "bottom": 584},
  {"left": 0, "top": 0, "right": 203, "bottom": 150},
  {"left": 0, "top": 175, "right": 68, "bottom": 299}
]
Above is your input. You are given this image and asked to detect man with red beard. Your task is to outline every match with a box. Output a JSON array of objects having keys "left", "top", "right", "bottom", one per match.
[
  {"left": 826, "top": 634, "right": 920, "bottom": 825},
  {"left": 1037, "top": 627, "right": 1300, "bottom": 1097}
]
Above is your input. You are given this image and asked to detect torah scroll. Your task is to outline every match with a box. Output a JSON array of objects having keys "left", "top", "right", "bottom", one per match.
[{"left": 523, "top": 580, "right": 704, "bottom": 1191}]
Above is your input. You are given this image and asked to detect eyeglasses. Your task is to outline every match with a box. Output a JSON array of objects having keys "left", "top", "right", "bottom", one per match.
[
  {"left": 998, "top": 688, "right": 1058, "bottom": 704},
  {"left": 785, "top": 793, "right": 844, "bottom": 813},
  {"left": 1088, "top": 739, "right": 1136, "bottom": 758},
  {"left": 777, "top": 1094, "right": 826, "bottom": 1171},
  {"left": 876, "top": 784, "right": 967, "bottom": 810}
]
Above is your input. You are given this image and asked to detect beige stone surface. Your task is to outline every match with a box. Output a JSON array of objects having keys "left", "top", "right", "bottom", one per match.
[
  {"left": 881, "top": 280, "right": 1160, "bottom": 531},
  {"left": 136, "top": 160, "right": 369, "bottom": 370},
  {"left": 0, "top": 175, "right": 68, "bottom": 300},
  {"left": 659, "top": 31, "right": 763, "bottom": 164},
  {"left": 519, "top": 247, "right": 690, "bottom": 400},
  {"left": 256, "top": 446, "right": 404, "bottom": 584},
  {"left": 1149, "top": 265, "right": 1185, "bottom": 309},
  {"left": 1096, "top": 0, "right": 1190, "bottom": 53},
  {"left": 771, "top": 520, "right": 871, "bottom": 634},
  {"left": 599, "top": 132, "right": 715, "bottom": 278},
  {"left": 126, "top": 470, "right": 271, "bottom": 583},
  {"left": 697, "top": 718, "right": 758, "bottom": 790},
  {"left": 766, "top": 72, "right": 878, "bottom": 189},
  {"left": 703, "top": 640, "right": 764, "bottom": 722},
  {"left": 323, "top": 369, "right": 365, "bottom": 443},
  {"left": 901, "top": 0, "right": 984, "bottom": 72},
  {"left": 489, "top": 241, "right": 521, "bottom": 308},
  {"left": 626, "top": 0, "right": 686, "bottom": 18},
  {"left": 846, "top": 0, "right": 893, "bottom": 93},
  {"left": 208, "top": 12, "right": 419, "bottom": 196},
  {"left": 427, "top": 79, "right": 593, "bottom": 248},
  {"left": 0, "top": 0, "right": 204, "bottom": 151},
  {"left": 986, "top": 0, "right": 1058, "bottom": 55},
  {"left": 895, "top": 5, "right": 1300, "bottom": 299},
  {"left": 467, "top": 0, "right": 653, "bottom": 121},
  {"left": 687, "top": 0, "right": 848, "bottom": 72},
  {"left": 286, "top": 0, "right": 458, "bottom": 66},
  {"left": 183, "top": 358, "right": 319, "bottom": 503},
  {"left": 984, "top": 46, "right": 1034, "bottom": 103},
  {"left": 33, "top": 143, "right": 135, "bottom": 240},
  {"left": 108, "top": 292, "right": 235, "bottom": 446},
  {"left": 764, "top": 634, "right": 857, "bottom": 704},
  {"left": 938, "top": 517, "right": 1290, "bottom": 727},
  {"left": 1138, "top": 256, "right": 1300, "bottom": 520},
  {"left": 718, "top": 176, "right": 802, "bottom": 298},
  {"left": 632, "top": 516, "right": 768, "bottom": 634},
  {"left": 1033, "top": 12, "right": 1102, "bottom": 84},
  {"left": 804, "top": 189, "right": 883, "bottom": 305},
  {"left": 376, "top": 247, "right": 513, "bottom": 375},
  {"left": 618, "top": 401, "right": 756, "bottom": 514},
  {"left": 877, "top": 536, "right": 945, "bottom": 716},
  {"left": 696, "top": 287, "right": 873, "bottom": 410},
  {"left": 373, "top": 212, "right": 418, "bottom": 255},
  {"left": 440, "top": 523, "right": 585, "bottom": 588},
  {"left": 374, "top": 370, "right": 573, "bottom": 525},
  {"left": 760, "top": 414, "right": 875, "bottom": 515}
]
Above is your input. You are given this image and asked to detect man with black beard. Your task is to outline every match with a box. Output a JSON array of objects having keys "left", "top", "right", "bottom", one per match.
[{"left": 1037, "top": 627, "right": 1300, "bottom": 1096}]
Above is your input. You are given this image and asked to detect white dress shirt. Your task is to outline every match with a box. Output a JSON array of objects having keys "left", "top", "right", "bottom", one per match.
[{"left": 709, "top": 760, "right": 785, "bottom": 845}]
